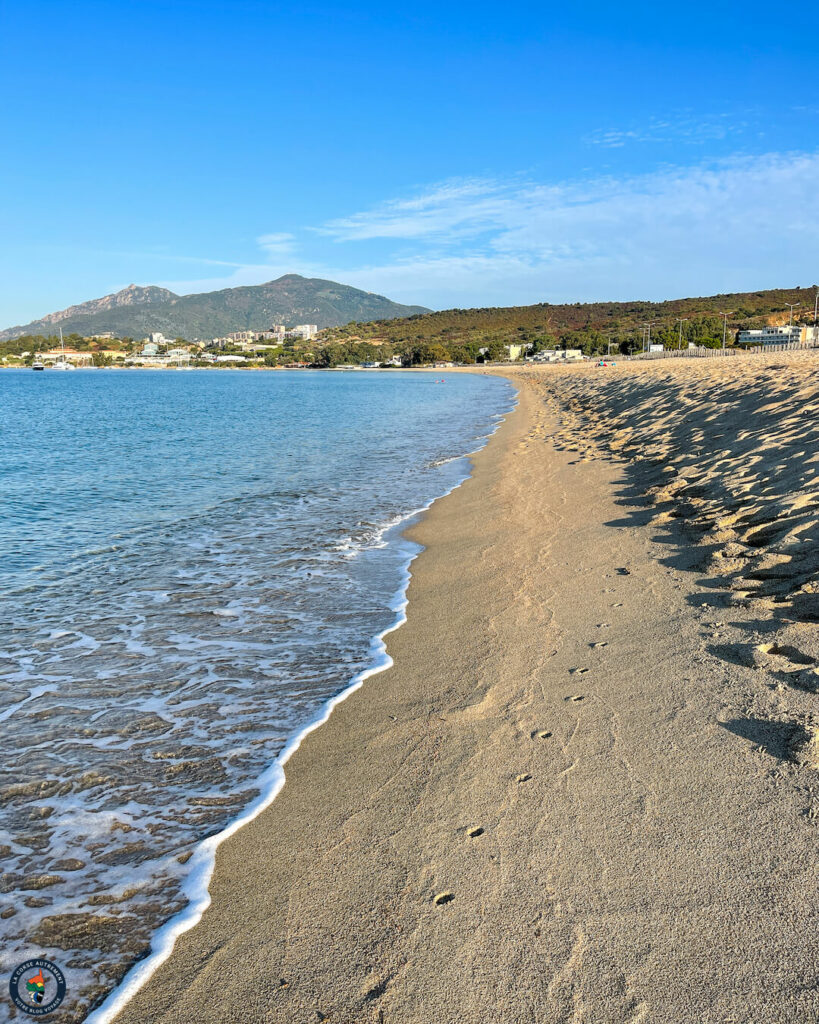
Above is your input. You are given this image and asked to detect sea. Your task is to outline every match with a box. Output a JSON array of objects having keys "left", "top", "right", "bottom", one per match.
[{"left": 0, "top": 367, "right": 515, "bottom": 1020}]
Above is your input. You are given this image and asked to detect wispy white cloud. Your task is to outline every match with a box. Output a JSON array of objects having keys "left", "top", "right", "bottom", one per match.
[
  {"left": 257, "top": 232, "right": 296, "bottom": 256},
  {"left": 317, "top": 178, "right": 516, "bottom": 242},
  {"left": 584, "top": 111, "right": 748, "bottom": 148},
  {"left": 157, "top": 150, "right": 819, "bottom": 308}
]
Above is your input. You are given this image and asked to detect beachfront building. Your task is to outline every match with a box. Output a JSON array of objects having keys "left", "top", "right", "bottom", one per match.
[
  {"left": 527, "top": 348, "right": 584, "bottom": 363},
  {"left": 505, "top": 343, "right": 530, "bottom": 361},
  {"left": 142, "top": 342, "right": 160, "bottom": 356},
  {"left": 166, "top": 348, "right": 191, "bottom": 365},
  {"left": 737, "top": 325, "right": 819, "bottom": 347},
  {"left": 39, "top": 348, "right": 93, "bottom": 366}
]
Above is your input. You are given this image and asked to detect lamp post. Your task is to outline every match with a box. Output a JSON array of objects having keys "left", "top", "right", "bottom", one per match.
[
  {"left": 675, "top": 317, "right": 688, "bottom": 350},
  {"left": 719, "top": 311, "right": 733, "bottom": 349},
  {"left": 785, "top": 302, "right": 799, "bottom": 327}
]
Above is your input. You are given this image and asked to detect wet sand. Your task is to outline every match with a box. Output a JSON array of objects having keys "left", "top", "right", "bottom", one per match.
[{"left": 114, "top": 355, "right": 819, "bottom": 1023}]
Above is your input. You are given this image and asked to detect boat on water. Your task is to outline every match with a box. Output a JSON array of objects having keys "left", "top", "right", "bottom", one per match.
[
  {"left": 32, "top": 361, "right": 45, "bottom": 371},
  {"left": 51, "top": 328, "right": 76, "bottom": 370}
]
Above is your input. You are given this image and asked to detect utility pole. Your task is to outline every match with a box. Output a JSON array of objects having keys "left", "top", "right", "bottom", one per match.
[
  {"left": 675, "top": 317, "right": 688, "bottom": 350},
  {"left": 786, "top": 302, "right": 799, "bottom": 327},
  {"left": 719, "top": 311, "right": 733, "bottom": 349}
]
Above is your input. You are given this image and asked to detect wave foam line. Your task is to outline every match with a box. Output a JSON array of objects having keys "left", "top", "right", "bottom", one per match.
[
  {"left": 0, "top": 685, "right": 59, "bottom": 724},
  {"left": 84, "top": 377, "right": 518, "bottom": 1024}
]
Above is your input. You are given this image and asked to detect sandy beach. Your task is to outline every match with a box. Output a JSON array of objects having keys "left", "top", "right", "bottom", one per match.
[{"left": 112, "top": 353, "right": 819, "bottom": 1023}]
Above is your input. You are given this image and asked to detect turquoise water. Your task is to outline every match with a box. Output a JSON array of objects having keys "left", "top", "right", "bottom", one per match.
[{"left": 0, "top": 368, "right": 514, "bottom": 1017}]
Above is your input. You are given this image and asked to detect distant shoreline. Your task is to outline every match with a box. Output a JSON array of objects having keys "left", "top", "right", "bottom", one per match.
[{"left": 0, "top": 364, "right": 509, "bottom": 372}]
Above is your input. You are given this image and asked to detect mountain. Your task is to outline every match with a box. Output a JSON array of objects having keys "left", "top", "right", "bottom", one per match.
[
  {"left": 0, "top": 276, "right": 431, "bottom": 342},
  {"left": 0, "top": 285, "right": 178, "bottom": 341}
]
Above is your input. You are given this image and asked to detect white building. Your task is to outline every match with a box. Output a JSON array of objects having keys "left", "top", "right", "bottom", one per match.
[
  {"left": 528, "top": 349, "right": 583, "bottom": 363},
  {"left": 142, "top": 342, "right": 159, "bottom": 356},
  {"left": 290, "top": 324, "right": 318, "bottom": 340},
  {"left": 737, "top": 325, "right": 819, "bottom": 347},
  {"left": 504, "top": 343, "right": 530, "bottom": 361},
  {"left": 166, "top": 348, "right": 191, "bottom": 365},
  {"left": 148, "top": 332, "right": 167, "bottom": 345}
]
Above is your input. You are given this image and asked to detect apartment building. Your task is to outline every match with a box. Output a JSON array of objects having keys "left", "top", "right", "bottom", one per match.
[{"left": 737, "top": 325, "right": 819, "bottom": 347}]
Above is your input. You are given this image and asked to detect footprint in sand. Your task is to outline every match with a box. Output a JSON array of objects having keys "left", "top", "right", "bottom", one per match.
[
  {"left": 590, "top": 641, "right": 608, "bottom": 649},
  {"left": 467, "top": 826, "right": 484, "bottom": 838},
  {"left": 754, "top": 642, "right": 814, "bottom": 672},
  {"left": 566, "top": 695, "right": 585, "bottom": 702},
  {"left": 570, "top": 667, "right": 589, "bottom": 675},
  {"left": 434, "top": 892, "right": 455, "bottom": 905},
  {"left": 515, "top": 773, "right": 532, "bottom": 783},
  {"left": 531, "top": 729, "right": 553, "bottom": 739}
]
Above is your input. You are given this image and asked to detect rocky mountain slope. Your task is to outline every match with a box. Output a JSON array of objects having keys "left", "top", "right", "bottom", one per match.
[{"left": 0, "top": 276, "right": 430, "bottom": 342}]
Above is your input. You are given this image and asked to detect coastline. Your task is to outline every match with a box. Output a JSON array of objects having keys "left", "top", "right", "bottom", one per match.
[
  {"left": 82, "top": 375, "right": 516, "bottom": 1024},
  {"left": 108, "top": 360, "right": 819, "bottom": 1022}
]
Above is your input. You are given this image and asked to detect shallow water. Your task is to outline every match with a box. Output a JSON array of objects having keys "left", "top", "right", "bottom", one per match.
[{"left": 0, "top": 368, "right": 514, "bottom": 1018}]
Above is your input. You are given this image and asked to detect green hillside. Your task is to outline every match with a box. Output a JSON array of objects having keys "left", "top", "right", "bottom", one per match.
[{"left": 319, "top": 285, "right": 819, "bottom": 360}]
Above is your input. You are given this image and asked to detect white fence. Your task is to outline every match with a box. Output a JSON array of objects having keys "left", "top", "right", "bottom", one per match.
[
  {"left": 627, "top": 346, "right": 741, "bottom": 361},
  {"left": 745, "top": 341, "right": 819, "bottom": 354}
]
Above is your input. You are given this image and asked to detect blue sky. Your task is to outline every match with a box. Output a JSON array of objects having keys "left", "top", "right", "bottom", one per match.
[{"left": 1, "top": 0, "right": 818, "bottom": 325}]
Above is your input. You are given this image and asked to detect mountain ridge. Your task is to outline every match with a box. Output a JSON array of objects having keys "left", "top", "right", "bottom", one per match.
[{"left": 0, "top": 275, "right": 431, "bottom": 342}]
